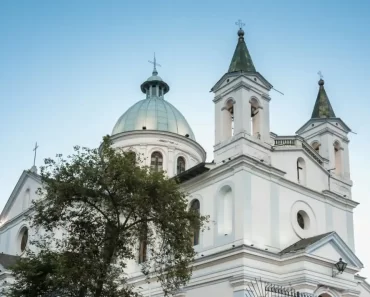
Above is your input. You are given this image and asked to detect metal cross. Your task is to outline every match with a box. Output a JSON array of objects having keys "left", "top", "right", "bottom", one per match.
[
  {"left": 318, "top": 71, "right": 324, "bottom": 79},
  {"left": 235, "top": 19, "right": 245, "bottom": 29},
  {"left": 148, "top": 53, "right": 161, "bottom": 72},
  {"left": 33, "top": 142, "right": 39, "bottom": 166}
]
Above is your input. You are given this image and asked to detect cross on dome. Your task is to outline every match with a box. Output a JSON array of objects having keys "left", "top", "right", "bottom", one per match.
[{"left": 148, "top": 53, "right": 161, "bottom": 76}]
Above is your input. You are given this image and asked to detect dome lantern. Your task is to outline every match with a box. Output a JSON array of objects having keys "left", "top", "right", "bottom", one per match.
[{"left": 140, "top": 53, "right": 170, "bottom": 98}]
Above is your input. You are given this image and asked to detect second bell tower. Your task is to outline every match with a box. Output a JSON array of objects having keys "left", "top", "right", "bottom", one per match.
[{"left": 211, "top": 25, "right": 273, "bottom": 163}]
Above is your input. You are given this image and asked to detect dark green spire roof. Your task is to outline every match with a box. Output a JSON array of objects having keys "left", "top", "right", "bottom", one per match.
[
  {"left": 228, "top": 29, "right": 256, "bottom": 73},
  {"left": 311, "top": 79, "right": 336, "bottom": 119}
]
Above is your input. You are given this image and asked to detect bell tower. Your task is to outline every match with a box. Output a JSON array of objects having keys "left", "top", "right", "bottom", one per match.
[
  {"left": 297, "top": 77, "right": 352, "bottom": 182},
  {"left": 211, "top": 23, "right": 273, "bottom": 163}
]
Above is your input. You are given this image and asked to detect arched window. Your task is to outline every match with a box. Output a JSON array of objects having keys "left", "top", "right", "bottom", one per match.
[
  {"left": 138, "top": 224, "right": 148, "bottom": 264},
  {"left": 190, "top": 200, "right": 200, "bottom": 246},
  {"left": 311, "top": 141, "right": 320, "bottom": 154},
  {"left": 177, "top": 157, "right": 186, "bottom": 175},
  {"left": 217, "top": 186, "right": 233, "bottom": 235},
  {"left": 19, "top": 227, "right": 28, "bottom": 253},
  {"left": 150, "top": 152, "right": 163, "bottom": 172},
  {"left": 297, "top": 157, "right": 306, "bottom": 185},
  {"left": 334, "top": 141, "right": 342, "bottom": 176},
  {"left": 127, "top": 151, "right": 136, "bottom": 163},
  {"left": 250, "top": 98, "right": 260, "bottom": 138}
]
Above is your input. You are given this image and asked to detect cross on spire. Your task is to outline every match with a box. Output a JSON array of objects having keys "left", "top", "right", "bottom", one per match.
[
  {"left": 235, "top": 19, "right": 245, "bottom": 29},
  {"left": 148, "top": 53, "right": 161, "bottom": 75},
  {"left": 318, "top": 71, "right": 324, "bottom": 80},
  {"left": 33, "top": 142, "right": 39, "bottom": 167}
]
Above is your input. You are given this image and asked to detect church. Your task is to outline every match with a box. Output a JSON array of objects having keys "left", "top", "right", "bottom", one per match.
[{"left": 0, "top": 24, "right": 369, "bottom": 297}]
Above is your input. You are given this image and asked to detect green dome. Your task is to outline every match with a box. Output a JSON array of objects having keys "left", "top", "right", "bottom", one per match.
[{"left": 112, "top": 97, "right": 196, "bottom": 140}]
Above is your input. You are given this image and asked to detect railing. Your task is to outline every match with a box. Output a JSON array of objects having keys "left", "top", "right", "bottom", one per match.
[
  {"left": 274, "top": 139, "right": 296, "bottom": 146},
  {"left": 302, "top": 143, "right": 323, "bottom": 165},
  {"left": 273, "top": 137, "right": 323, "bottom": 166},
  {"left": 245, "top": 279, "right": 316, "bottom": 297}
]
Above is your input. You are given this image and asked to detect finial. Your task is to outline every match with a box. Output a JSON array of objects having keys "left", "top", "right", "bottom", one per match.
[
  {"left": 235, "top": 19, "right": 245, "bottom": 37},
  {"left": 148, "top": 53, "right": 161, "bottom": 76},
  {"left": 318, "top": 71, "right": 324, "bottom": 85}
]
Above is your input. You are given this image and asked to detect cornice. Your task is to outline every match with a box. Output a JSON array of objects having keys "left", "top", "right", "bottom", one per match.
[
  {"left": 181, "top": 152, "right": 357, "bottom": 210},
  {"left": 214, "top": 132, "right": 272, "bottom": 152},
  {"left": 110, "top": 130, "right": 207, "bottom": 161},
  {"left": 0, "top": 208, "right": 33, "bottom": 231},
  {"left": 127, "top": 244, "right": 362, "bottom": 294}
]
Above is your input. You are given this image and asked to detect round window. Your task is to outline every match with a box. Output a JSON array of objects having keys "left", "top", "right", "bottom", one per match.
[
  {"left": 297, "top": 210, "right": 310, "bottom": 230},
  {"left": 20, "top": 227, "right": 28, "bottom": 253}
]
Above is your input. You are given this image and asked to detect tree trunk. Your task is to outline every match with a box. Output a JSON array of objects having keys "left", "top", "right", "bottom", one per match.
[{"left": 94, "top": 222, "right": 117, "bottom": 297}]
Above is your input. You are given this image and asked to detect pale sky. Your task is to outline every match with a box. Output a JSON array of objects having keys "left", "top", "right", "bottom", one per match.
[{"left": 1, "top": 0, "right": 369, "bottom": 278}]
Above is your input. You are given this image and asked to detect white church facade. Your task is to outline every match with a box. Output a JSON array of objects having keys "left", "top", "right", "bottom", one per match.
[{"left": 0, "top": 25, "right": 369, "bottom": 297}]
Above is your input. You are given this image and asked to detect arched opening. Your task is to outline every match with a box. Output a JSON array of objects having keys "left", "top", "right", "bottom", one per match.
[
  {"left": 319, "top": 293, "right": 333, "bottom": 297},
  {"left": 250, "top": 98, "right": 261, "bottom": 138},
  {"left": 190, "top": 199, "right": 200, "bottom": 246},
  {"left": 177, "top": 157, "right": 186, "bottom": 175},
  {"left": 19, "top": 227, "right": 28, "bottom": 253},
  {"left": 334, "top": 141, "right": 342, "bottom": 176},
  {"left": 224, "top": 99, "right": 234, "bottom": 138},
  {"left": 311, "top": 141, "right": 320, "bottom": 154},
  {"left": 217, "top": 186, "right": 233, "bottom": 236},
  {"left": 150, "top": 151, "right": 163, "bottom": 172},
  {"left": 297, "top": 157, "right": 306, "bottom": 185}
]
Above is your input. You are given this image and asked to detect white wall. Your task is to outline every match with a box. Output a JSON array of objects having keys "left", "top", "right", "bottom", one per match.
[{"left": 111, "top": 130, "right": 206, "bottom": 177}]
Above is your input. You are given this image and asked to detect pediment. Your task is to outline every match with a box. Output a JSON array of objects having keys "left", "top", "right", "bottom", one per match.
[
  {"left": 307, "top": 232, "right": 363, "bottom": 269},
  {"left": 0, "top": 171, "right": 41, "bottom": 224},
  {"left": 296, "top": 118, "right": 351, "bottom": 135},
  {"left": 211, "top": 71, "right": 272, "bottom": 93}
]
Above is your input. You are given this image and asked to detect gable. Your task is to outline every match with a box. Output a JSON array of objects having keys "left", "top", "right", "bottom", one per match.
[
  {"left": 211, "top": 72, "right": 272, "bottom": 93},
  {"left": 310, "top": 241, "right": 354, "bottom": 265},
  {"left": 307, "top": 232, "right": 363, "bottom": 269},
  {"left": 296, "top": 118, "right": 351, "bottom": 136},
  {"left": 0, "top": 171, "right": 41, "bottom": 224}
]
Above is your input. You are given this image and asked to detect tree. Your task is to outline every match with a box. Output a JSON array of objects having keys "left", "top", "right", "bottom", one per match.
[{"left": 6, "top": 136, "right": 207, "bottom": 297}]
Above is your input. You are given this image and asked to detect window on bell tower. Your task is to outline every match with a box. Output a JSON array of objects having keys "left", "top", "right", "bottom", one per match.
[
  {"left": 311, "top": 141, "right": 320, "bottom": 154},
  {"left": 334, "top": 141, "right": 342, "bottom": 176},
  {"left": 250, "top": 98, "right": 260, "bottom": 138},
  {"left": 229, "top": 106, "right": 234, "bottom": 136}
]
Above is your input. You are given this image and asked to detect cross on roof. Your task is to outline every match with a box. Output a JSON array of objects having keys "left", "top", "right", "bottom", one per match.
[
  {"left": 318, "top": 71, "right": 324, "bottom": 80},
  {"left": 235, "top": 19, "right": 245, "bottom": 29},
  {"left": 33, "top": 142, "right": 39, "bottom": 167},
  {"left": 148, "top": 53, "right": 161, "bottom": 74}
]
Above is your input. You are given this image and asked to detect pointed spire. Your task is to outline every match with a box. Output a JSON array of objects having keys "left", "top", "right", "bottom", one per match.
[
  {"left": 311, "top": 78, "right": 336, "bottom": 119},
  {"left": 228, "top": 21, "right": 256, "bottom": 73}
]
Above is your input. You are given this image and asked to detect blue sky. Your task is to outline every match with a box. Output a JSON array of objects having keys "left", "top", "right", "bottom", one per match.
[{"left": 1, "top": 0, "right": 370, "bottom": 276}]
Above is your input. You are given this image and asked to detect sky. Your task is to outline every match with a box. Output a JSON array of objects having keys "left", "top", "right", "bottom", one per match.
[{"left": 1, "top": 0, "right": 370, "bottom": 278}]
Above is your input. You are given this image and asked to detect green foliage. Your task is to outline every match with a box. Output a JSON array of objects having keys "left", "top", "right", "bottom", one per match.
[{"left": 6, "top": 136, "right": 208, "bottom": 297}]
